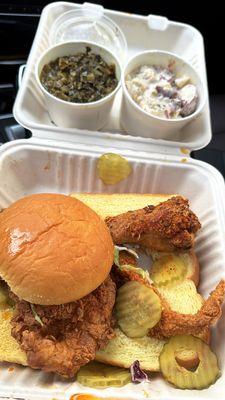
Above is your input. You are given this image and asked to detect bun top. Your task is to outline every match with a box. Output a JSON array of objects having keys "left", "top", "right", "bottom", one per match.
[{"left": 0, "top": 194, "right": 114, "bottom": 305}]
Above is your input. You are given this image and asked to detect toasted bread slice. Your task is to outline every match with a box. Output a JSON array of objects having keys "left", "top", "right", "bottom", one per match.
[
  {"left": 71, "top": 193, "right": 173, "bottom": 219},
  {"left": 158, "top": 280, "right": 203, "bottom": 314},
  {"left": 0, "top": 306, "right": 27, "bottom": 365},
  {"left": 96, "top": 328, "right": 166, "bottom": 371},
  {"left": 179, "top": 250, "right": 199, "bottom": 287}
]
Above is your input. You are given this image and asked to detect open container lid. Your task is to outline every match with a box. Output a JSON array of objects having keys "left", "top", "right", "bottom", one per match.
[
  {"left": 13, "top": 1, "right": 212, "bottom": 156},
  {"left": 49, "top": 2, "right": 127, "bottom": 64}
]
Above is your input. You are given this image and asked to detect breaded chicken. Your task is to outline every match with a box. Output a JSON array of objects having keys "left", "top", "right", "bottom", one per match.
[
  {"left": 106, "top": 196, "right": 201, "bottom": 252},
  {"left": 149, "top": 280, "right": 225, "bottom": 339},
  {"left": 10, "top": 276, "right": 116, "bottom": 378}
]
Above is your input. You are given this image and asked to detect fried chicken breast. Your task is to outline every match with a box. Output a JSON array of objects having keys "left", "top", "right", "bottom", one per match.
[
  {"left": 10, "top": 276, "right": 116, "bottom": 378},
  {"left": 106, "top": 196, "right": 201, "bottom": 252}
]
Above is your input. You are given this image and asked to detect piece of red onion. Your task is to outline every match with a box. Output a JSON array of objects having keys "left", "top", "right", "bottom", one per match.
[{"left": 130, "top": 360, "right": 150, "bottom": 383}]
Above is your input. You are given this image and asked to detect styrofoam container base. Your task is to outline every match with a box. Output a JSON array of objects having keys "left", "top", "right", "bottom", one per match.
[{"left": 0, "top": 137, "right": 225, "bottom": 399}]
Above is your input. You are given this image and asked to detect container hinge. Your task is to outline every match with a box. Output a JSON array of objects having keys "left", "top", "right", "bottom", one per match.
[{"left": 147, "top": 15, "right": 169, "bottom": 31}]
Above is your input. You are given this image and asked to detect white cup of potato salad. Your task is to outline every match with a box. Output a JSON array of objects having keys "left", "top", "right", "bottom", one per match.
[{"left": 120, "top": 50, "right": 206, "bottom": 140}]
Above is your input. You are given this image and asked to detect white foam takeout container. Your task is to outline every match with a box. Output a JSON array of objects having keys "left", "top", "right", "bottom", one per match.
[
  {"left": 0, "top": 1, "right": 224, "bottom": 400},
  {"left": 13, "top": 1, "right": 211, "bottom": 150}
]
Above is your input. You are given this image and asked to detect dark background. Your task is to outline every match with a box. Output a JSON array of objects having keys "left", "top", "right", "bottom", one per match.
[
  {"left": 0, "top": 0, "right": 223, "bottom": 94},
  {"left": 1, "top": 1, "right": 225, "bottom": 176}
]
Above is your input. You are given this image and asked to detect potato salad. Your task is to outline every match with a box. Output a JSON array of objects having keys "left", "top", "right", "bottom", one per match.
[{"left": 125, "top": 64, "right": 198, "bottom": 119}]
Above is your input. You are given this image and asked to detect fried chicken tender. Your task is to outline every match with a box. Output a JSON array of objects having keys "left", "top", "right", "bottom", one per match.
[
  {"left": 111, "top": 261, "right": 225, "bottom": 340},
  {"left": 149, "top": 280, "right": 225, "bottom": 339},
  {"left": 10, "top": 276, "right": 116, "bottom": 378},
  {"left": 106, "top": 196, "right": 201, "bottom": 252}
]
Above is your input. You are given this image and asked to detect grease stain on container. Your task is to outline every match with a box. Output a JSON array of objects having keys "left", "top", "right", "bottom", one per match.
[
  {"left": 181, "top": 158, "right": 188, "bottom": 163},
  {"left": 142, "top": 389, "right": 151, "bottom": 398},
  {"left": 180, "top": 147, "right": 189, "bottom": 155},
  {"left": 8, "top": 366, "right": 14, "bottom": 372},
  {"left": 43, "top": 152, "right": 51, "bottom": 171},
  {"left": 44, "top": 161, "right": 51, "bottom": 171},
  {"left": 70, "top": 395, "right": 123, "bottom": 400},
  {"left": 35, "top": 370, "right": 55, "bottom": 388},
  {"left": 70, "top": 395, "right": 102, "bottom": 400}
]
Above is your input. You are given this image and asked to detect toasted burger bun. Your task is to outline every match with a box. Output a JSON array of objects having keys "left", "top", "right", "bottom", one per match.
[{"left": 0, "top": 193, "right": 113, "bottom": 305}]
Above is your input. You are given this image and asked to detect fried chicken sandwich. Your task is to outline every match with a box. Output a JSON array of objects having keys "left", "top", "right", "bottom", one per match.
[{"left": 0, "top": 193, "right": 116, "bottom": 377}]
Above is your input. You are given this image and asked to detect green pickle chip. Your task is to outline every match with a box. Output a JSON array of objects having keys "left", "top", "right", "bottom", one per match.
[
  {"left": 115, "top": 281, "right": 162, "bottom": 338},
  {"left": 97, "top": 153, "right": 132, "bottom": 185},
  {"left": 159, "top": 335, "right": 220, "bottom": 389},
  {"left": 77, "top": 361, "right": 131, "bottom": 388},
  {"left": 150, "top": 254, "right": 187, "bottom": 287}
]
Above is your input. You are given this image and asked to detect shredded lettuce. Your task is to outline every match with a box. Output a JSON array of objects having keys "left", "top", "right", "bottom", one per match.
[
  {"left": 30, "top": 304, "right": 44, "bottom": 327},
  {"left": 130, "top": 360, "right": 150, "bottom": 383},
  {"left": 114, "top": 245, "right": 139, "bottom": 268},
  {"left": 120, "top": 264, "right": 153, "bottom": 284},
  {"left": 114, "top": 246, "right": 152, "bottom": 284}
]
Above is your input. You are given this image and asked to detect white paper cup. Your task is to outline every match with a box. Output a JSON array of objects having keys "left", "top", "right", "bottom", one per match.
[
  {"left": 120, "top": 50, "right": 206, "bottom": 140},
  {"left": 36, "top": 41, "right": 121, "bottom": 130}
]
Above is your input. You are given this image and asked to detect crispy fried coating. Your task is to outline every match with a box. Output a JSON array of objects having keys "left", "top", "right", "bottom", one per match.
[
  {"left": 10, "top": 276, "right": 116, "bottom": 378},
  {"left": 149, "top": 280, "right": 225, "bottom": 339},
  {"left": 106, "top": 196, "right": 201, "bottom": 252}
]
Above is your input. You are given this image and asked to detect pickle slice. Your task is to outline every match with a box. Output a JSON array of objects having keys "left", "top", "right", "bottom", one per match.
[
  {"left": 115, "top": 281, "right": 162, "bottom": 338},
  {"left": 97, "top": 153, "right": 132, "bottom": 185},
  {"left": 150, "top": 254, "right": 187, "bottom": 287},
  {"left": 159, "top": 335, "right": 220, "bottom": 389},
  {"left": 0, "top": 282, "right": 13, "bottom": 309},
  {"left": 77, "top": 361, "right": 131, "bottom": 388},
  {"left": 0, "top": 285, "right": 8, "bottom": 304},
  {"left": 175, "top": 349, "right": 200, "bottom": 371}
]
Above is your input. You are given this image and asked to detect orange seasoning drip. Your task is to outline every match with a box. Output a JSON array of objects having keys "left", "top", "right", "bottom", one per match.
[
  {"left": 180, "top": 147, "right": 190, "bottom": 155},
  {"left": 2, "top": 310, "right": 12, "bottom": 320},
  {"left": 70, "top": 396, "right": 102, "bottom": 400},
  {"left": 70, "top": 395, "right": 120, "bottom": 400},
  {"left": 8, "top": 366, "right": 15, "bottom": 372}
]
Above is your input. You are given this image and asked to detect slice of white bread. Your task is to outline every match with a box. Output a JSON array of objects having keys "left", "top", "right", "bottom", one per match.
[
  {"left": 0, "top": 305, "right": 27, "bottom": 365},
  {"left": 72, "top": 193, "right": 173, "bottom": 219},
  {"left": 157, "top": 280, "right": 203, "bottom": 314},
  {"left": 0, "top": 193, "right": 205, "bottom": 372},
  {"left": 96, "top": 328, "right": 166, "bottom": 371}
]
